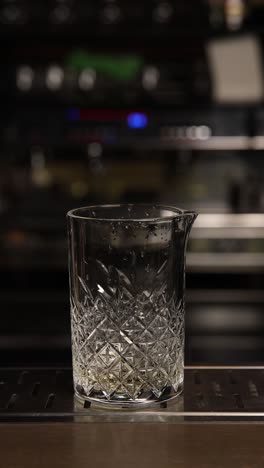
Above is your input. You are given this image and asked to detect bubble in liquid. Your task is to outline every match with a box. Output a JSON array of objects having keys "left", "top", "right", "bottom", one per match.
[
  {"left": 140, "top": 251, "right": 145, "bottom": 258},
  {"left": 145, "top": 264, "right": 151, "bottom": 273},
  {"left": 91, "top": 210, "right": 96, "bottom": 217}
]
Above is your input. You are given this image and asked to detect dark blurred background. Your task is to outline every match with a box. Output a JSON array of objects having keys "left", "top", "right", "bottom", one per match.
[{"left": 1, "top": 0, "right": 264, "bottom": 367}]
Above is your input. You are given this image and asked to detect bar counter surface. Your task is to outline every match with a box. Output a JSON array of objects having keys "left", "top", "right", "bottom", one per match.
[
  {"left": 1, "top": 422, "right": 264, "bottom": 467},
  {"left": 0, "top": 367, "right": 264, "bottom": 466}
]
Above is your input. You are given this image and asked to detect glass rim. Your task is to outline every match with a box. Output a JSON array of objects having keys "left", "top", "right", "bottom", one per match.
[{"left": 67, "top": 204, "right": 197, "bottom": 222}]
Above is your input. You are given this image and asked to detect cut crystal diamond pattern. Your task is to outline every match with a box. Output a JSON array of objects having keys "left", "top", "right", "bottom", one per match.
[{"left": 71, "top": 263, "right": 185, "bottom": 402}]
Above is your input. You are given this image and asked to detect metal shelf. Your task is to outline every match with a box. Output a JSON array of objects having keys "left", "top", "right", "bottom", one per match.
[
  {"left": 187, "top": 253, "right": 264, "bottom": 272},
  {"left": 158, "top": 136, "right": 264, "bottom": 151},
  {"left": 1, "top": 366, "right": 264, "bottom": 423}
]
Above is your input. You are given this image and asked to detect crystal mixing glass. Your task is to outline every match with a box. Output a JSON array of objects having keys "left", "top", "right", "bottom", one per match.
[{"left": 67, "top": 205, "right": 197, "bottom": 407}]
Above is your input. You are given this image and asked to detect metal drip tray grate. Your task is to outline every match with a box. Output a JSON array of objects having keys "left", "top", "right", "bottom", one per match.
[{"left": 1, "top": 367, "right": 264, "bottom": 422}]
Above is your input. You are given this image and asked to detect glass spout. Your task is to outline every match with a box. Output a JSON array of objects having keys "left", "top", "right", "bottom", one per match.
[{"left": 182, "top": 210, "right": 198, "bottom": 239}]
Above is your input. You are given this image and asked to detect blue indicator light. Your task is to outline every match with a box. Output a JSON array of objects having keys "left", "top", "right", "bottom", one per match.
[
  {"left": 66, "top": 107, "right": 80, "bottom": 121},
  {"left": 127, "top": 112, "right": 148, "bottom": 129}
]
